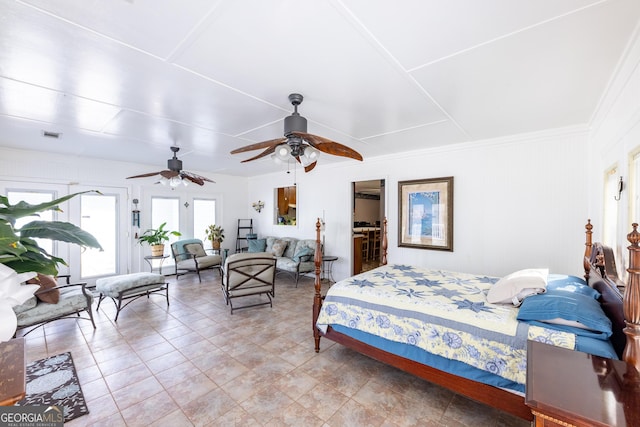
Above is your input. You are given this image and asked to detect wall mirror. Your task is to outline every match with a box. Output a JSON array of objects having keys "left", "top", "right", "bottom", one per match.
[{"left": 275, "top": 185, "right": 297, "bottom": 225}]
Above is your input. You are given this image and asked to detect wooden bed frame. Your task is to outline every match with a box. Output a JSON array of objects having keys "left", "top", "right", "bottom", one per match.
[{"left": 312, "top": 218, "right": 640, "bottom": 421}]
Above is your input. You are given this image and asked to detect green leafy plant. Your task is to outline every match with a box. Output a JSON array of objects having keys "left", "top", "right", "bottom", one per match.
[
  {"left": 137, "top": 222, "right": 181, "bottom": 246},
  {"left": 205, "top": 224, "right": 224, "bottom": 243},
  {"left": 0, "top": 191, "right": 103, "bottom": 275}
]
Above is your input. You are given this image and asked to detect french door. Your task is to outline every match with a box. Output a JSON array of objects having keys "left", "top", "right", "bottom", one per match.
[
  {"left": 142, "top": 192, "right": 219, "bottom": 248},
  {"left": 68, "top": 185, "right": 129, "bottom": 282}
]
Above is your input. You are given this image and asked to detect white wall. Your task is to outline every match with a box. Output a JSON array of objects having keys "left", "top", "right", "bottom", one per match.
[{"left": 248, "top": 128, "right": 590, "bottom": 282}]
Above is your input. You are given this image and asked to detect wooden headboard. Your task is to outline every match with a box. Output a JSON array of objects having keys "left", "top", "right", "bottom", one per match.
[
  {"left": 585, "top": 221, "right": 640, "bottom": 372},
  {"left": 585, "top": 240, "right": 626, "bottom": 358}
]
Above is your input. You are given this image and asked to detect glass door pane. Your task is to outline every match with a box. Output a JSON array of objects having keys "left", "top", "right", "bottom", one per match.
[
  {"left": 193, "top": 199, "right": 216, "bottom": 248},
  {"left": 80, "top": 193, "right": 117, "bottom": 278},
  {"left": 151, "top": 197, "right": 180, "bottom": 261}
]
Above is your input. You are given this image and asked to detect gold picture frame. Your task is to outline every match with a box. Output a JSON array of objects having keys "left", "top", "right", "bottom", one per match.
[{"left": 398, "top": 177, "right": 453, "bottom": 251}]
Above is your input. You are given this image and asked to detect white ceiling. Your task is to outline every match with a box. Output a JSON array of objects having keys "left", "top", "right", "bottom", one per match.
[{"left": 1, "top": 0, "right": 639, "bottom": 177}]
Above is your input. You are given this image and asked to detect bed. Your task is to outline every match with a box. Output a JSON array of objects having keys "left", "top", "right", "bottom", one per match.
[{"left": 312, "top": 219, "right": 640, "bottom": 421}]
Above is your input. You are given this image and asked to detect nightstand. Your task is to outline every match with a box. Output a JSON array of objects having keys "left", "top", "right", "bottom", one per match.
[{"left": 526, "top": 340, "right": 640, "bottom": 427}]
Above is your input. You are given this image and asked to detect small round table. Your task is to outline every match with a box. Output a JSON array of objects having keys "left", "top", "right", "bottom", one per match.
[
  {"left": 144, "top": 255, "right": 169, "bottom": 274},
  {"left": 321, "top": 255, "right": 338, "bottom": 284}
]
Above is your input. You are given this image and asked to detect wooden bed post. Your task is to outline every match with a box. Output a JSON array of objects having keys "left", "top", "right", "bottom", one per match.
[
  {"left": 313, "top": 218, "right": 322, "bottom": 352},
  {"left": 381, "top": 218, "right": 388, "bottom": 266},
  {"left": 584, "top": 219, "right": 593, "bottom": 281},
  {"left": 624, "top": 223, "right": 640, "bottom": 373}
]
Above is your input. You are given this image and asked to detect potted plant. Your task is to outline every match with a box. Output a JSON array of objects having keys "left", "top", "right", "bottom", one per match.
[
  {"left": 0, "top": 191, "right": 103, "bottom": 275},
  {"left": 138, "top": 222, "right": 181, "bottom": 256},
  {"left": 205, "top": 224, "right": 225, "bottom": 250}
]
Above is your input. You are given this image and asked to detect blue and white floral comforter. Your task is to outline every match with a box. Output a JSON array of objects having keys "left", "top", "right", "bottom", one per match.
[{"left": 316, "top": 264, "right": 575, "bottom": 385}]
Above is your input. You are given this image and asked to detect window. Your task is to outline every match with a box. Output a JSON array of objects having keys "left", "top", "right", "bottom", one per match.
[
  {"left": 603, "top": 165, "right": 619, "bottom": 249},
  {"left": 151, "top": 197, "right": 180, "bottom": 243},
  {"left": 193, "top": 199, "right": 216, "bottom": 246}
]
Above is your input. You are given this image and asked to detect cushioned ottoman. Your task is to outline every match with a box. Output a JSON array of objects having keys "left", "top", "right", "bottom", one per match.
[{"left": 96, "top": 272, "right": 168, "bottom": 321}]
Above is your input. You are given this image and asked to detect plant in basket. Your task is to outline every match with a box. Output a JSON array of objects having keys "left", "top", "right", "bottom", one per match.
[
  {"left": 138, "top": 222, "right": 181, "bottom": 256},
  {"left": 205, "top": 224, "right": 224, "bottom": 250}
]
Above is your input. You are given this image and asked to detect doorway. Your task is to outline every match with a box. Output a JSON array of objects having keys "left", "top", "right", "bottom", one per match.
[{"left": 352, "top": 179, "right": 385, "bottom": 274}]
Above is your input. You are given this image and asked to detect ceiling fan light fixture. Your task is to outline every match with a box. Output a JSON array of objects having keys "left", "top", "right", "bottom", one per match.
[
  {"left": 169, "top": 176, "right": 186, "bottom": 187},
  {"left": 230, "top": 93, "right": 363, "bottom": 172},
  {"left": 304, "top": 145, "right": 320, "bottom": 163},
  {"left": 271, "top": 153, "right": 285, "bottom": 165},
  {"left": 300, "top": 148, "right": 318, "bottom": 167},
  {"left": 126, "top": 146, "right": 214, "bottom": 186},
  {"left": 274, "top": 144, "right": 292, "bottom": 162}
]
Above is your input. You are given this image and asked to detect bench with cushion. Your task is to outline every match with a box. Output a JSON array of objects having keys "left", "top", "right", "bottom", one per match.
[
  {"left": 96, "top": 272, "right": 168, "bottom": 321},
  {"left": 14, "top": 274, "right": 95, "bottom": 335}
]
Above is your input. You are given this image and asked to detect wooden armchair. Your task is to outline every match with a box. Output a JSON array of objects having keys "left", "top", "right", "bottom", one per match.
[
  {"left": 222, "top": 252, "right": 276, "bottom": 314},
  {"left": 171, "top": 239, "right": 222, "bottom": 282}
]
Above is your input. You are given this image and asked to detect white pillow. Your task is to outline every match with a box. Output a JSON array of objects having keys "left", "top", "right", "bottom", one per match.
[{"left": 486, "top": 268, "right": 548, "bottom": 306}]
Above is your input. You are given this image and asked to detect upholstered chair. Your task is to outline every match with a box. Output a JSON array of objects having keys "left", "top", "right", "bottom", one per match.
[
  {"left": 222, "top": 252, "right": 276, "bottom": 313},
  {"left": 171, "top": 239, "right": 222, "bottom": 282}
]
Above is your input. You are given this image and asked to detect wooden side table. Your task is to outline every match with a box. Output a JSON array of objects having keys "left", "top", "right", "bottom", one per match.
[
  {"left": 526, "top": 340, "right": 640, "bottom": 427},
  {"left": 0, "top": 337, "right": 26, "bottom": 406}
]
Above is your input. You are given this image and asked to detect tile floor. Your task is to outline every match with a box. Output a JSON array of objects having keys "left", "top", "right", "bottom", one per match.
[{"left": 17, "top": 271, "right": 531, "bottom": 426}]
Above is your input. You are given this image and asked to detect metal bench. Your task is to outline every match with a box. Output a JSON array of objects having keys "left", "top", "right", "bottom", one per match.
[{"left": 96, "top": 272, "right": 168, "bottom": 321}]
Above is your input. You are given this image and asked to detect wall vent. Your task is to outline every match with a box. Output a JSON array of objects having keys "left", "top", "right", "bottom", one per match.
[{"left": 42, "top": 130, "right": 62, "bottom": 139}]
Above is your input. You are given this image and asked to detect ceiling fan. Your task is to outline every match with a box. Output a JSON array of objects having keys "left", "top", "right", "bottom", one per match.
[
  {"left": 126, "top": 146, "right": 215, "bottom": 187},
  {"left": 230, "top": 93, "right": 363, "bottom": 172}
]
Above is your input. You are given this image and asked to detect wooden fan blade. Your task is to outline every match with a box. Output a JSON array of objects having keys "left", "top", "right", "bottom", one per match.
[
  {"left": 159, "top": 170, "right": 179, "bottom": 179},
  {"left": 304, "top": 161, "right": 317, "bottom": 173},
  {"left": 291, "top": 132, "right": 363, "bottom": 161},
  {"left": 126, "top": 171, "right": 163, "bottom": 179},
  {"left": 230, "top": 138, "right": 285, "bottom": 154},
  {"left": 240, "top": 145, "right": 277, "bottom": 163},
  {"left": 181, "top": 174, "right": 204, "bottom": 186},
  {"left": 181, "top": 171, "right": 215, "bottom": 185}
]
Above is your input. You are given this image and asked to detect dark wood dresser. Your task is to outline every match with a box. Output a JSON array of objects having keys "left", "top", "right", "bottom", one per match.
[{"left": 526, "top": 340, "right": 640, "bottom": 427}]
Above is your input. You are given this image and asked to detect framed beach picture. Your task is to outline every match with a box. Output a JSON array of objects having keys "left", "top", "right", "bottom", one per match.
[{"left": 398, "top": 177, "right": 453, "bottom": 251}]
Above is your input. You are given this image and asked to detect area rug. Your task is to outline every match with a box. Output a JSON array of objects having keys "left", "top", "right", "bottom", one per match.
[{"left": 16, "top": 352, "right": 89, "bottom": 423}]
